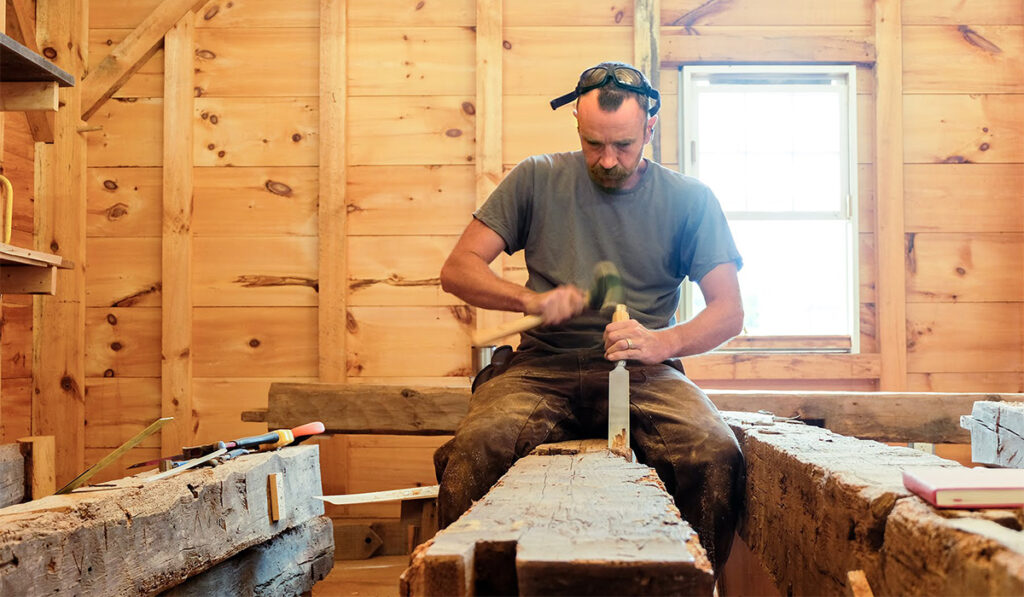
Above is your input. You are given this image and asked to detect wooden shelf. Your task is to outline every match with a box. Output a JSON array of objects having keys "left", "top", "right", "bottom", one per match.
[
  {"left": 0, "top": 243, "right": 67, "bottom": 295},
  {"left": 0, "top": 32, "right": 74, "bottom": 86},
  {"left": 0, "top": 242, "right": 65, "bottom": 268}
]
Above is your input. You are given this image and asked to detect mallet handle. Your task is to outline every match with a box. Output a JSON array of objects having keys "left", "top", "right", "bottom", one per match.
[{"left": 471, "top": 314, "right": 544, "bottom": 346}]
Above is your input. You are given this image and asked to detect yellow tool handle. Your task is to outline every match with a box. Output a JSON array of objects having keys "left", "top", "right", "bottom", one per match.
[
  {"left": 471, "top": 314, "right": 544, "bottom": 346},
  {"left": 0, "top": 175, "right": 13, "bottom": 244},
  {"left": 612, "top": 304, "right": 629, "bottom": 323},
  {"left": 260, "top": 429, "right": 294, "bottom": 451}
]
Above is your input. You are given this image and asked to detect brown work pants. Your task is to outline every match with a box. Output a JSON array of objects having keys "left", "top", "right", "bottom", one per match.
[{"left": 433, "top": 348, "right": 745, "bottom": 573}]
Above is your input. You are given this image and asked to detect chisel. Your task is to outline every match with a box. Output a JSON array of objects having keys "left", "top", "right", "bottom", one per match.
[
  {"left": 126, "top": 421, "right": 325, "bottom": 469},
  {"left": 608, "top": 304, "right": 631, "bottom": 461}
]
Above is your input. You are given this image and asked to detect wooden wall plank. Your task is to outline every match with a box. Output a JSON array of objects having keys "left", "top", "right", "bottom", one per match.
[
  {"left": 34, "top": 0, "right": 87, "bottom": 486},
  {"left": 907, "top": 233, "right": 1024, "bottom": 302},
  {"left": 874, "top": 0, "right": 908, "bottom": 390},
  {"left": 907, "top": 303, "right": 1024, "bottom": 373},
  {"left": 503, "top": 95, "right": 581, "bottom": 165},
  {"left": 908, "top": 372, "right": 1024, "bottom": 393},
  {"left": 684, "top": 353, "right": 881, "bottom": 381},
  {"left": 192, "top": 378, "right": 301, "bottom": 443},
  {"left": 0, "top": 378, "right": 31, "bottom": 444},
  {"left": 1, "top": 301, "right": 33, "bottom": 379},
  {"left": 346, "top": 306, "right": 472, "bottom": 378},
  {"left": 85, "top": 378, "right": 161, "bottom": 448},
  {"left": 90, "top": 0, "right": 320, "bottom": 28},
  {"left": 193, "top": 98, "right": 317, "bottom": 167},
  {"left": 904, "top": 94, "right": 1024, "bottom": 164},
  {"left": 347, "top": 236, "right": 458, "bottom": 306},
  {"left": 348, "top": 0, "right": 474, "bottom": 27},
  {"left": 502, "top": 27, "right": 633, "bottom": 96},
  {"left": 85, "top": 98, "right": 164, "bottom": 167},
  {"left": 903, "top": 0, "right": 1024, "bottom": 25},
  {"left": 662, "top": 0, "right": 872, "bottom": 26},
  {"left": 162, "top": 11, "right": 197, "bottom": 458},
  {"left": 192, "top": 167, "right": 318, "bottom": 237},
  {"left": 84, "top": 307, "right": 161, "bottom": 378},
  {"left": 661, "top": 26, "right": 875, "bottom": 65},
  {"left": 85, "top": 237, "right": 161, "bottom": 307},
  {"left": 194, "top": 28, "right": 318, "bottom": 97},
  {"left": 192, "top": 237, "right": 318, "bottom": 306},
  {"left": 347, "top": 27, "right": 474, "bottom": 96},
  {"left": 346, "top": 165, "right": 475, "bottom": 236},
  {"left": 88, "top": 29, "right": 164, "bottom": 98},
  {"left": 503, "top": 1, "right": 634, "bottom": 26},
  {"left": 319, "top": 0, "right": 347, "bottom": 383},
  {"left": 635, "top": 0, "right": 660, "bottom": 160},
  {"left": 193, "top": 307, "right": 318, "bottom": 377},
  {"left": 905, "top": 164, "right": 1024, "bottom": 232},
  {"left": 86, "top": 167, "right": 162, "bottom": 237},
  {"left": 347, "top": 96, "right": 474, "bottom": 166},
  {"left": 904, "top": 26, "right": 1024, "bottom": 93}
]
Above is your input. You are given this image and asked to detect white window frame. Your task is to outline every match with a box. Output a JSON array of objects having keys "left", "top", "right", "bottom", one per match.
[{"left": 679, "top": 64, "right": 860, "bottom": 353}]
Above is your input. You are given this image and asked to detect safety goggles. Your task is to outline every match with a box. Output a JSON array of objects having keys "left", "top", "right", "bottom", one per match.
[{"left": 549, "top": 64, "right": 661, "bottom": 116}]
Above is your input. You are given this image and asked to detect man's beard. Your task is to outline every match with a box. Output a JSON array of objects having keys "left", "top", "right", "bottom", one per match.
[{"left": 588, "top": 162, "right": 633, "bottom": 189}]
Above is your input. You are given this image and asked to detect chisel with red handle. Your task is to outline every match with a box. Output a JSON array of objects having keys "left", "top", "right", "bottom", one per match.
[{"left": 127, "top": 421, "right": 325, "bottom": 469}]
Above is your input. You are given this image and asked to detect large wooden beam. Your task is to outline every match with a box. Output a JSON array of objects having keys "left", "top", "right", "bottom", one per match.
[
  {"left": 164, "top": 516, "right": 335, "bottom": 597},
  {"left": 726, "top": 412, "right": 1024, "bottom": 596},
  {"left": 960, "top": 401, "right": 1024, "bottom": 467},
  {"left": 80, "top": 0, "right": 207, "bottom": 121},
  {"left": 161, "top": 11, "right": 196, "bottom": 457},
  {"left": 33, "top": 0, "right": 87, "bottom": 487},
  {"left": 0, "top": 444, "right": 25, "bottom": 508},
  {"left": 0, "top": 445, "right": 325, "bottom": 595},
  {"left": 400, "top": 440, "right": 714, "bottom": 596},
  {"left": 318, "top": 0, "right": 347, "bottom": 381},
  {"left": 264, "top": 383, "right": 1022, "bottom": 443},
  {"left": 874, "top": 0, "right": 908, "bottom": 390}
]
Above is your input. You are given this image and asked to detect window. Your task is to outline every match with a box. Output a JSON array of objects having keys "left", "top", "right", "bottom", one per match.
[{"left": 679, "top": 65, "right": 859, "bottom": 352}]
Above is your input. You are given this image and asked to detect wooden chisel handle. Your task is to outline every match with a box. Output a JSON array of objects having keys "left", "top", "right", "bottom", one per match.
[{"left": 471, "top": 314, "right": 544, "bottom": 346}]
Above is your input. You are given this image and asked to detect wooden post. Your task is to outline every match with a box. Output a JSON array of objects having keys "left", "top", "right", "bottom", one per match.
[
  {"left": 161, "top": 12, "right": 196, "bottom": 457},
  {"left": 17, "top": 435, "right": 56, "bottom": 499},
  {"left": 33, "top": 0, "right": 87, "bottom": 486},
  {"left": 318, "top": 0, "right": 347, "bottom": 381},
  {"left": 473, "top": 0, "right": 506, "bottom": 344},
  {"left": 634, "top": 0, "right": 661, "bottom": 162},
  {"left": 874, "top": 0, "right": 908, "bottom": 390}
]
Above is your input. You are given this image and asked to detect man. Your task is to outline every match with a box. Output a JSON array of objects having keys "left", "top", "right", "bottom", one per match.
[{"left": 435, "top": 61, "right": 745, "bottom": 573}]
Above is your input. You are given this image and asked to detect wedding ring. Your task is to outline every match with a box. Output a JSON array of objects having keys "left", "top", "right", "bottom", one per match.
[{"left": 626, "top": 338, "right": 635, "bottom": 350}]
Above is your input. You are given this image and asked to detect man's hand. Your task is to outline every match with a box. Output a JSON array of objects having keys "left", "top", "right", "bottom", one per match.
[
  {"left": 523, "top": 285, "right": 586, "bottom": 325},
  {"left": 603, "top": 320, "right": 671, "bottom": 365}
]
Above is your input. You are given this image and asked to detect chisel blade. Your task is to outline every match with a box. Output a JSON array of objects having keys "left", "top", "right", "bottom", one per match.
[{"left": 608, "top": 360, "right": 630, "bottom": 460}]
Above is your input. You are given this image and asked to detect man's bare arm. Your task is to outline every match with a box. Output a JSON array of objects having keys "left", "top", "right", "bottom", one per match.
[
  {"left": 604, "top": 262, "right": 743, "bottom": 363},
  {"left": 440, "top": 219, "right": 584, "bottom": 324}
]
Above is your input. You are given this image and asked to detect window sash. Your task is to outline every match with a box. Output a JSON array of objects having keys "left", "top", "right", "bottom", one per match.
[{"left": 679, "top": 64, "right": 860, "bottom": 353}]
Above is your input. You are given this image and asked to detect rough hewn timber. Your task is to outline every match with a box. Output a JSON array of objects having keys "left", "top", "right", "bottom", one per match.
[
  {"left": 725, "top": 412, "right": 1024, "bottom": 596},
  {"left": 163, "top": 515, "right": 334, "bottom": 596},
  {"left": 400, "top": 440, "right": 713, "bottom": 597},
  {"left": 264, "top": 383, "right": 1022, "bottom": 443},
  {"left": 267, "top": 383, "right": 470, "bottom": 434},
  {"left": 960, "top": 401, "right": 1024, "bottom": 467},
  {"left": 0, "top": 445, "right": 25, "bottom": 508},
  {"left": 0, "top": 445, "right": 323, "bottom": 596}
]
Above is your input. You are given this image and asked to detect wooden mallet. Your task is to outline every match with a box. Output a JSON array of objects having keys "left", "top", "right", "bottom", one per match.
[{"left": 471, "top": 261, "right": 624, "bottom": 346}]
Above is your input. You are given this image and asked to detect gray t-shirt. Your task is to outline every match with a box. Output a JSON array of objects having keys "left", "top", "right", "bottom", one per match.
[{"left": 475, "top": 151, "right": 742, "bottom": 352}]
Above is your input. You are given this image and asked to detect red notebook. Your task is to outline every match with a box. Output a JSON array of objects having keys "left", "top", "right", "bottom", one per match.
[{"left": 902, "top": 467, "right": 1024, "bottom": 509}]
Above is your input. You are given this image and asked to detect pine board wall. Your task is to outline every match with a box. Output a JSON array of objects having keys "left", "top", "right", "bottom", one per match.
[{"left": 1, "top": 0, "right": 1022, "bottom": 508}]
